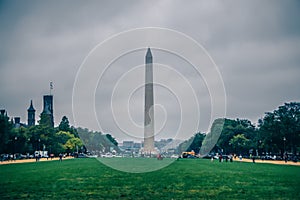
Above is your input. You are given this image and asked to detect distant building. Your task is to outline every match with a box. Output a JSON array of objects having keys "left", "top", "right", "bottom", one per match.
[
  {"left": 41, "top": 95, "right": 54, "bottom": 127},
  {"left": 2, "top": 85, "right": 55, "bottom": 128},
  {"left": 133, "top": 142, "right": 142, "bottom": 149},
  {"left": 1, "top": 109, "right": 26, "bottom": 128},
  {"left": 12, "top": 117, "right": 27, "bottom": 128},
  {"left": 123, "top": 141, "right": 134, "bottom": 149},
  {"left": 27, "top": 100, "right": 35, "bottom": 126},
  {"left": 14, "top": 117, "right": 21, "bottom": 128},
  {"left": 0, "top": 109, "right": 6, "bottom": 116},
  {"left": 14, "top": 117, "right": 20, "bottom": 124},
  {"left": 120, "top": 141, "right": 142, "bottom": 155}
]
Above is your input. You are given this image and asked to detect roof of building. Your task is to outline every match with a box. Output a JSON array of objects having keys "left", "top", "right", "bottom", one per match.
[{"left": 27, "top": 100, "right": 35, "bottom": 112}]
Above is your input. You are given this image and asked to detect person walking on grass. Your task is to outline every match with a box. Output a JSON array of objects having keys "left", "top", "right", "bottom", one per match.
[
  {"left": 284, "top": 153, "right": 288, "bottom": 163},
  {"left": 59, "top": 153, "right": 63, "bottom": 162},
  {"left": 252, "top": 155, "right": 255, "bottom": 163},
  {"left": 219, "top": 155, "right": 222, "bottom": 162}
]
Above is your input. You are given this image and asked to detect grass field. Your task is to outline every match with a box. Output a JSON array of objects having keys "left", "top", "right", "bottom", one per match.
[{"left": 1, "top": 158, "right": 299, "bottom": 199}]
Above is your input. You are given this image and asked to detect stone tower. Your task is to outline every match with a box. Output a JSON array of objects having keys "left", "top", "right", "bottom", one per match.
[
  {"left": 27, "top": 100, "right": 35, "bottom": 126},
  {"left": 42, "top": 95, "right": 54, "bottom": 127},
  {"left": 144, "top": 48, "right": 155, "bottom": 154}
]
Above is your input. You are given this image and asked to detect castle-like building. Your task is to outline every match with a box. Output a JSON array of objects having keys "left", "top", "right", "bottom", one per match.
[
  {"left": 27, "top": 100, "right": 35, "bottom": 126},
  {"left": 27, "top": 94, "right": 54, "bottom": 127},
  {"left": 41, "top": 95, "right": 54, "bottom": 127},
  {"left": 1, "top": 94, "right": 54, "bottom": 128}
]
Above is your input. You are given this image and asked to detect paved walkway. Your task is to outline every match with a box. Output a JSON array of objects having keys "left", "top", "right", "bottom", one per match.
[
  {"left": 0, "top": 157, "right": 74, "bottom": 165},
  {"left": 237, "top": 158, "right": 300, "bottom": 166},
  {"left": 1, "top": 157, "right": 299, "bottom": 166}
]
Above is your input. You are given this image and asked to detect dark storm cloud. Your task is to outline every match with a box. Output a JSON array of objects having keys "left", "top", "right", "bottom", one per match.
[{"left": 1, "top": 0, "right": 299, "bottom": 141}]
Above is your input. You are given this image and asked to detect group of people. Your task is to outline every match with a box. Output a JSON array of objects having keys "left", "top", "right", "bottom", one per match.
[
  {"left": 35, "top": 153, "right": 64, "bottom": 162},
  {"left": 0, "top": 154, "right": 17, "bottom": 162},
  {"left": 211, "top": 154, "right": 234, "bottom": 162}
]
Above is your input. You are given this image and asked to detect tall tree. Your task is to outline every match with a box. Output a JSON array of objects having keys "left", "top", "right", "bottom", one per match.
[
  {"left": 201, "top": 118, "right": 256, "bottom": 155},
  {"left": 229, "top": 134, "right": 251, "bottom": 155},
  {"left": 27, "top": 124, "right": 55, "bottom": 153},
  {"left": 58, "top": 116, "right": 70, "bottom": 132},
  {"left": 178, "top": 132, "right": 206, "bottom": 154},
  {"left": 259, "top": 102, "right": 300, "bottom": 154},
  {"left": 106, "top": 134, "right": 118, "bottom": 146},
  {"left": 56, "top": 131, "right": 83, "bottom": 153},
  {"left": 38, "top": 113, "right": 52, "bottom": 127},
  {"left": 58, "top": 116, "right": 79, "bottom": 137},
  {"left": 0, "top": 112, "right": 12, "bottom": 153}
]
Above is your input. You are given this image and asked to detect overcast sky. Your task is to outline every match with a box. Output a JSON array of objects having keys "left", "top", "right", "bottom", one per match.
[{"left": 1, "top": 0, "right": 300, "bottom": 142}]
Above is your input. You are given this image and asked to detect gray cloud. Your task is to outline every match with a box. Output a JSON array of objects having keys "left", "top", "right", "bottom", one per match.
[{"left": 1, "top": 0, "right": 300, "bottom": 142}]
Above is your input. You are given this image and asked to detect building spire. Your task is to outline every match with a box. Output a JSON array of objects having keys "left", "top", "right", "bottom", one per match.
[
  {"left": 27, "top": 100, "right": 36, "bottom": 126},
  {"left": 27, "top": 100, "right": 35, "bottom": 111}
]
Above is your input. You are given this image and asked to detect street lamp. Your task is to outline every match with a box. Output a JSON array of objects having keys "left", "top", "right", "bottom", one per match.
[
  {"left": 283, "top": 137, "right": 286, "bottom": 154},
  {"left": 14, "top": 137, "right": 18, "bottom": 156},
  {"left": 258, "top": 140, "right": 262, "bottom": 157},
  {"left": 38, "top": 139, "right": 41, "bottom": 151},
  {"left": 27, "top": 138, "right": 31, "bottom": 157}
]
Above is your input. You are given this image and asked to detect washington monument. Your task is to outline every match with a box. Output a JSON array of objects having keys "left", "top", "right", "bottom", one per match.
[{"left": 144, "top": 48, "right": 155, "bottom": 154}]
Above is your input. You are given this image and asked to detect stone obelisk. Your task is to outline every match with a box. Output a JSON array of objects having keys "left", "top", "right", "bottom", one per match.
[{"left": 144, "top": 48, "right": 155, "bottom": 154}]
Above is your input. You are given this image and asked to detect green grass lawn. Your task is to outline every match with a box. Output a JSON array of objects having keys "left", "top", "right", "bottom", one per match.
[{"left": 0, "top": 158, "right": 299, "bottom": 199}]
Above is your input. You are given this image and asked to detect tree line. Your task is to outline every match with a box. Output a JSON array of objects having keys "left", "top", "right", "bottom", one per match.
[
  {"left": 1, "top": 102, "right": 299, "bottom": 157},
  {"left": 178, "top": 102, "right": 300, "bottom": 156},
  {"left": 0, "top": 114, "right": 118, "bottom": 156}
]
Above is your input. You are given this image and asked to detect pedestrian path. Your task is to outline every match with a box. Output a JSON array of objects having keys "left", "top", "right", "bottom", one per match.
[
  {"left": 237, "top": 158, "right": 300, "bottom": 166},
  {"left": 0, "top": 157, "right": 73, "bottom": 165}
]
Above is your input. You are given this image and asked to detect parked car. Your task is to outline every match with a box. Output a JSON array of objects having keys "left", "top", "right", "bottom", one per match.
[
  {"left": 77, "top": 153, "right": 87, "bottom": 158},
  {"left": 171, "top": 155, "right": 179, "bottom": 159}
]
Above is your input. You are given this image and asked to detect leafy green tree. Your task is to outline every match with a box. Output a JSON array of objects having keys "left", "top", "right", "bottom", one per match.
[
  {"left": 26, "top": 124, "right": 55, "bottom": 153},
  {"left": 0, "top": 112, "right": 12, "bottom": 153},
  {"left": 106, "top": 134, "right": 118, "bottom": 146},
  {"left": 58, "top": 116, "right": 79, "bottom": 137},
  {"left": 200, "top": 118, "right": 256, "bottom": 156},
  {"left": 178, "top": 132, "right": 205, "bottom": 154},
  {"left": 58, "top": 116, "right": 70, "bottom": 132},
  {"left": 76, "top": 128, "right": 120, "bottom": 153},
  {"left": 38, "top": 113, "right": 52, "bottom": 127},
  {"left": 102, "top": 134, "right": 118, "bottom": 152},
  {"left": 77, "top": 128, "right": 104, "bottom": 152},
  {"left": 220, "top": 119, "right": 256, "bottom": 154},
  {"left": 229, "top": 134, "right": 251, "bottom": 155},
  {"left": 10, "top": 127, "right": 29, "bottom": 154},
  {"left": 216, "top": 119, "right": 256, "bottom": 154},
  {"left": 258, "top": 102, "right": 300, "bottom": 154},
  {"left": 56, "top": 131, "right": 83, "bottom": 153},
  {"left": 200, "top": 118, "right": 225, "bottom": 155},
  {"left": 64, "top": 137, "right": 83, "bottom": 152},
  {"left": 56, "top": 131, "right": 72, "bottom": 145}
]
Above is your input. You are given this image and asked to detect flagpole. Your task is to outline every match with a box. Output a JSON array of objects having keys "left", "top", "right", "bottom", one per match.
[{"left": 50, "top": 82, "right": 53, "bottom": 95}]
